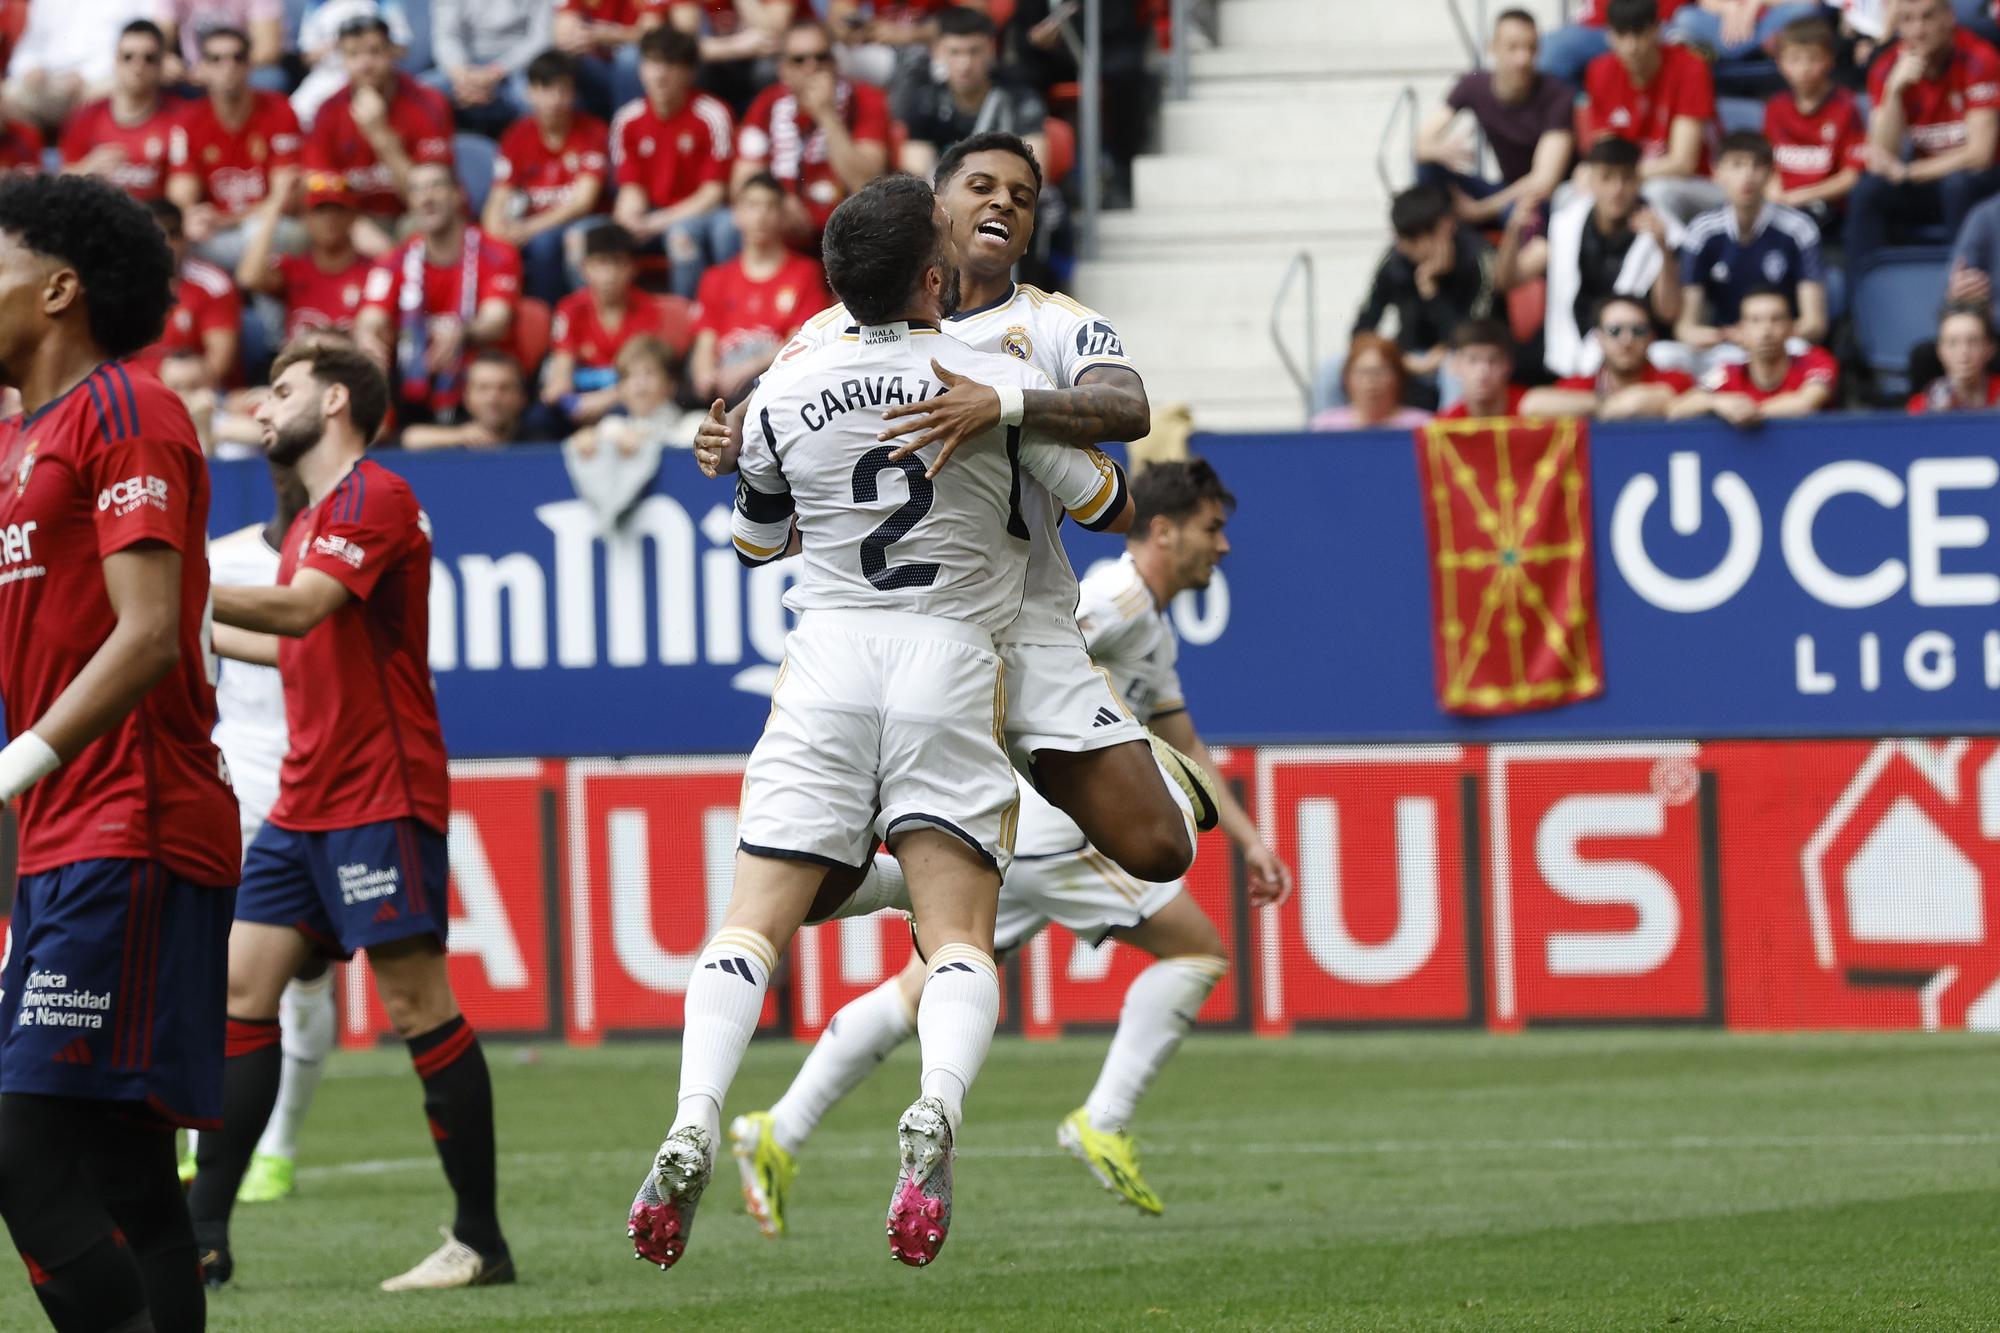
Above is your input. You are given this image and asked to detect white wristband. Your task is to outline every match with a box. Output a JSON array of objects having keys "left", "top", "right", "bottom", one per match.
[
  {"left": 995, "top": 384, "right": 1025, "bottom": 427},
  {"left": 0, "top": 730, "right": 59, "bottom": 802}
]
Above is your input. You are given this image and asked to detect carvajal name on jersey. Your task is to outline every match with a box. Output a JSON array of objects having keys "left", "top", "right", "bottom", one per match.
[{"left": 798, "top": 375, "right": 938, "bottom": 432}]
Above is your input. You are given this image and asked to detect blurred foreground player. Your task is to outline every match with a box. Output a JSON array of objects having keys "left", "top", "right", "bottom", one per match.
[
  {"left": 0, "top": 173, "right": 240, "bottom": 1333},
  {"left": 195, "top": 343, "right": 512, "bottom": 1292},
  {"left": 181, "top": 458, "right": 337, "bottom": 1205},
  {"left": 735, "top": 461, "right": 1293, "bottom": 1231}
]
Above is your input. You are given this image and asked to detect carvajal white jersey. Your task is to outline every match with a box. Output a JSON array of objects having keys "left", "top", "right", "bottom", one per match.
[
  {"left": 789, "top": 283, "right": 1138, "bottom": 647},
  {"left": 733, "top": 320, "right": 1129, "bottom": 636},
  {"left": 207, "top": 523, "right": 289, "bottom": 830}
]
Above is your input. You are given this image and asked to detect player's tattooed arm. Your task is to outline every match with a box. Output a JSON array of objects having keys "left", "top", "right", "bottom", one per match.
[{"left": 1022, "top": 365, "right": 1151, "bottom": 447}]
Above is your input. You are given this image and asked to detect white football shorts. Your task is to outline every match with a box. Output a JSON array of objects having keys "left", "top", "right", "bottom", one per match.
[
  {"left": 999, "top": 640, "right": 1147, "bottom": 772},
  {"left": 994, "top": 842, "right": 1184, "bottom": 953},
  {"left": 736, "top": 608, "right": 1021, "bottom": 873}
]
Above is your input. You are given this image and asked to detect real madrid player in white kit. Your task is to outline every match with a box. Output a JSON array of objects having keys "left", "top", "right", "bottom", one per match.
[
  {"left": 696, "top": 132, "right": 1217, "bottom": 897},
  {"left": 627, "top": 175, "right": 1134, "bottom": 1275},
  {"left": 732, "top": 461, "right": 1294, "bottom": 1233},
  {"left": 182, "top": 458, "right": 340, "bottom": 1204}
]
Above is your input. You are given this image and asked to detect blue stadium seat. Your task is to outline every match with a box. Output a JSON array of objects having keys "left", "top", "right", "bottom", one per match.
[
  {"left": 1851, "top": 247, "right": 1952, "bottom": 402},
  {"left": 454, "top": 132, "right": 498, "bottom": 216},
  {"left": 1716, "top": 96, "right": 1765, "bottom": 134},
  {"left": 399, "top": 0, "right": 432, "bottom": 74}
]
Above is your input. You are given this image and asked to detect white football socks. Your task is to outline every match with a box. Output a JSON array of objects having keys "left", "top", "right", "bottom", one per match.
[
  {"left": 672, "top": 927, "right": 778, "bottom": 1150},
  {"left": 916, "top": 944, "right": 1000, "bottom": 1139},
  {"left": 816, "top": 855, "right": 913, "bottom": 922},
  {"left": 1084, "top": 955, "right": 1228, "bottom": 1134},
  {"left": 255, "top": 970, "right": 338, "bottom": 1161},
  {"left": 768, "top": 975, "right": 918, "bottom": 1154}
]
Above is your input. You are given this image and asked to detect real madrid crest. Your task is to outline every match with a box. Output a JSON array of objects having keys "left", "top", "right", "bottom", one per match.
[
  {"left": 14, "top": 440, "right": 35, "bottom": 497},
  {"left": 1001, "top": 324, "right": 1032, "bottom": 360}
]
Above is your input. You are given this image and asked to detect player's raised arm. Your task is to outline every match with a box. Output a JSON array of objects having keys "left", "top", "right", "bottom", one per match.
[{"left": 1020, "top": 434, "right": 1133, "bottom": 534}]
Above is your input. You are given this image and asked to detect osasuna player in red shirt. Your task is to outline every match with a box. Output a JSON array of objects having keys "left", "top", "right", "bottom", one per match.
[
  {"left": 0, "top": 173, "right": 238, "bottom": 1333},
  {"left": 1669, "top": 286, "right": 1837, "bottom": 426},
  {"left": 193, "top": 342, "right": 512, "bottom": 1292},
  {"left": 58, "top": 20, "right": 179, "bottom": 203},
  {"left": 165, "top": 25, "right": 304, "bottom": 272},
  {"left": 688, "top": 171, "right": 827, "bottom": 402},
  {"left": 733, "top": 20, "right": 890, "bottom": 248}
]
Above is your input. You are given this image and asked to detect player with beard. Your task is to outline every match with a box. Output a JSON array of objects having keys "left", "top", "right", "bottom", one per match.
[
  {"left": 0, "top": 172, "right": 239, "bottom": 1333},
  {"left": 192, "top": 341, "right": 513, "bottom": 1293},
  {"left": 696, "top": 131, "right": 1238, "bottom": 921}
]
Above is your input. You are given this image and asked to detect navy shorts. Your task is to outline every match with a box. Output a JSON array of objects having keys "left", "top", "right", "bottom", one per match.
[
  {"left": 0, "top": 860, "right": 233, "bottom": 1128},
  {"left": 236, "top": 818, "right": 450, "bottom": 960}
]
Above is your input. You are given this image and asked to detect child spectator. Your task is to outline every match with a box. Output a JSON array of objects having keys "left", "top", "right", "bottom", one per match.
[
  {"left": 238, "top": 171, "right": 372, "bottom": 342},
  {"left": 165, "top": 25, "right": 304, "bottom": 271},
  {"left": 304, "top": 13, "right": 454, "bottom": 238},
  {"left": 130, "top": 197, "right": 243, "bottom": 389},
  {"left": 1676, "top": 132, "right": 1827, "bottom": 360},
  {"left": 356, "top": 161, "right": 523, "bottom": 426},
  {"left": 1851, "top": 0, "right": 2000, "bottom": 268},
  {"left": 59, "top": 20, "right": 175, "bottom": 201},
  {"left": 1522, "top": 294, "right": 1695, "bottom": 419},
  {"left": 1416, "top": 8, "right": 1575, "bottom": 226},
  {"left": 1306, "top": 333, "right": 1433, "bottom": 432},
  {"left": 1670, "top": 285, "right": 1838, "bottom": 423},
  {"left": 571, "top": 333, "right": 693, "bottom": 458},
  {"left": 486, "top": 50, "right": 610, "bottom": 304},
  {"left": 1908, "top": 300, "right": 2000, "bottom": 409},
  {"left": 1580, "top": 0, "right": 1723, "bottom": 224},
  {"left": 1435, "top": 318, "right": 1529, "bottom": 418},
  {"left": 735, "top": 19, "right": 890, "bottom": 249},
  {"left": 611, "top": 26, "right": 737, "bottom": 299},
  {"left": 687, "top": 170, "right": 828, "bottom": 401},
  {"left": 1764, "top": 17, "right": 1866, "bottom": 222},
  {"left": 544, "top": 223, "right": 695, "bottom": 425},
  {"left": 402, "top": 350, "right": 534, "bottom": 448}
]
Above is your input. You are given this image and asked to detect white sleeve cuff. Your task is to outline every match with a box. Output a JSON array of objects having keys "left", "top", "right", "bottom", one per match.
[{"left": 0, "top": 730, "right": 60, "bottom": 802}]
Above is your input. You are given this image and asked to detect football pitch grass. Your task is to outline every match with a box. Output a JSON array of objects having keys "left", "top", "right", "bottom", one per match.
[{"left": 8, "top": 1032, "right": 1998, "bottom": 1330}]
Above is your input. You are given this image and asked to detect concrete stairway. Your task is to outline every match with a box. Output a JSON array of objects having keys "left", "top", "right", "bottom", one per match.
[{"left": 1071, "top": 0, "right": 1566, "bottom": 432}]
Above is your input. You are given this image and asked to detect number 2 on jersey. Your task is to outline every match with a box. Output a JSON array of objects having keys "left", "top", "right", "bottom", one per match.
[{"left": 851, "top": 447, "right": 940, "bottom": 590}]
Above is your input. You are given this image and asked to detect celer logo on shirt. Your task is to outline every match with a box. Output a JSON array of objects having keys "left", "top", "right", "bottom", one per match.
[
  {"left": 98, "top": 475, "right": 169, "bottom": 516},
  {"left": 1, "top": 520, "right": 36, "bottom": 565},
  {"left": 312, "top": 533, "right": 366, "bottom": 569}
]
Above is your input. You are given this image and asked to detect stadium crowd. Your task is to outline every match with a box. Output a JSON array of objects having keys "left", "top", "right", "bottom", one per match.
[
  {"left": 1315, "top": 0, "right": 2000, "bottom": 431},
  {"left": 0, "top": 0, "right": 1160, "bottom": 450}
]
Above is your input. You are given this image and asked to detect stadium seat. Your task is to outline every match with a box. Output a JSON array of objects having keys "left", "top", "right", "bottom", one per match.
[
  {"left": 1506, "top": 278, "right": 1546, "bottom": 347},
  {"left": 1716, "top": 96, "right": 1765, "bottom": 134},
  {"left": 1042, "top": 116, "right": 1075, "bottom": 185},
  {"left": 1850, "top": 246, "right": 1952, "bottom": 402},
  {"left": 454, "top": 133, "right": 498, "bottom": 216},
  {"left": 400, "top": 0, "right": 433, "bottom": 74},
  {"left": 510, "top": 296, "right": 553, "bottom": 374}
]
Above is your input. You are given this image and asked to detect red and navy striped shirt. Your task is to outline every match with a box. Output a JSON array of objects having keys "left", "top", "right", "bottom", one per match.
[{"left": 0, "top": 362, "right": 239, "bottom": 885}]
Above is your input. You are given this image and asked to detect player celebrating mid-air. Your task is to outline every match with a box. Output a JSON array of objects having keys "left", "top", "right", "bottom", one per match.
[
  {"left": 697, "top": 131, "right": 1219, "bottom": 900},
  {"left": 192, "top": 342, "right": 512, "bottom": 1292},
  {"left": 0, "top": 173, "right": 240, "bottom": 1333},
  {"left": 734, "top": 459, "right": 1293, "bottom": 1231},
  {"left": 180, "top": 452, "right": 337, "bottom": 1204},
  {"left": 628, "top": 173, "right": 1133, "bottom": 1275}
]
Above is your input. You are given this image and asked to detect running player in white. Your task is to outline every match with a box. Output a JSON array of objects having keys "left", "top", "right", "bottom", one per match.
[
  {"left": 626, "top": 174, "right": 1134, "bottom": 1274},
  {"left": 732, "top": 459, "right": 1293, "bottom": 1231},
  {"left": 180, "top": 456, "right": 338, "bottom": 1203},
  {"left": 695, "top": 132, "right": 1218, "bottom": 904}
]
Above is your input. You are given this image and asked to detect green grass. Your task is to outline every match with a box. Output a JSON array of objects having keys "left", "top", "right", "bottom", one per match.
[{"left": 7, "top": 1033, "right": 2000, "bottom": 1330}]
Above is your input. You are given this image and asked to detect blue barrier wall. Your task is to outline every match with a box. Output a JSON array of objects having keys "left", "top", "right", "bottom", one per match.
[{"left": 202, "top": 413, "right": 2000, "bottom": 758}]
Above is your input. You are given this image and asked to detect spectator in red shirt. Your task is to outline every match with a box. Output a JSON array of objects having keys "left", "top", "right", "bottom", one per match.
[
  {"left": 735, "top": 19, "right": 891, "bottom": 249},
  {"left": 132, "top": 196, "right": 243, "bottom": 393},
  {"left": 688, "top": 169, "right": 828, "bottom": 401},
  {"left": 165, "top": 26, "right": 303, "bottom": 272},
  {"left": 544, "top": 222, "right": 695, "bottom": 425},
  {"left": 1670, "top": 285, "right": 1838, "bottom": 423},
  {"left": 1908, "top": 299, "right": 2000, "bottom": 409},
  {"left": 1765, "top": 17, "right": 1866, "bottom": 224},
  {"left": 59, "top": 20, "right": 176, "bottom": 202},
  {"left": 0, "top": 112, "right": 43, "bottom": 172},
  {"left": 1416, "top": 9, "right": 1575, "bottom": 227},
  {"left": 553, "top": 0, "right": 647, "bottom": 120},
  {"left": 355, "top": 161, "right": 524, "bottom": 427},
  {"left": 1522, "top": 294, "right": 1695, "bottom": 419},
  {"left": 1850, "top": 0, "right": 2000, "bottom": 267},
  {"left": 611, "top": 26, "right": 737, "bottom": 298},
  {"left": 485, "top": 50, "right": 611, "bottom": 304},
  {"left": 1581, "top": 0, "right": 1724, "bottom": 224},
  {"left": 403, "top": 350, "right": 534, "bottom": 448},
  {"left": 305, "top": 14, "right": 455, "bottom": 245},
  {"left": 238, "top": 171, "right": 371, "bottom": 343},
  {"left": 1436, "top": 318, "right": 1530, "bottom": 419}
]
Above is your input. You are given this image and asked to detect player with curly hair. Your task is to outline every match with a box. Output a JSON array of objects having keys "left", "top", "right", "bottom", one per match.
[{"left": 0, "top": 173, "right": 242, "bottom": 1332}]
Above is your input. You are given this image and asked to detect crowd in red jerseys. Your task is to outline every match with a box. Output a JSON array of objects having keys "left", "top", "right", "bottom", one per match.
[
  {"left": 1321, "top": 0, "right": 2000, "bottom": 432},
  {"left": 0, "top": 0, "right": 1152, "bottom": 447}
]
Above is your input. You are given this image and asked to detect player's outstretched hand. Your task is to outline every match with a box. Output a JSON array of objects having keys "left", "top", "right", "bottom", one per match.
[
  {"left": 694, "top": 399, "right": 739, "bottom": 478},
  {"left": 1244, "top": 842, "right": 1294, "bottom": 909},
  {"left": 880, "top": 359, "right": 1001, "bottom": 478}
]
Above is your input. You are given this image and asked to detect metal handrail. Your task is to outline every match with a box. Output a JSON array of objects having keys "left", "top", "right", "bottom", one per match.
[
  {"left": 1269, "top": 251, "right": 1318, "bottom": 419},
  {"left": 1445, "top": 0, "right": 1483, "bottom": 66},
  {"left": 1168, "top": 0, "right": 1193, "bottom": 101},
  {"left": 1375, "top": 84, "right": 1417, "bottom": 196},
  {"left": 1077, "top": 0, "right": 1102, "bottom": 259}
]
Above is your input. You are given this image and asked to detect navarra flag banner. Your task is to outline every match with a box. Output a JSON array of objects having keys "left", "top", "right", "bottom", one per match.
[{"left": 1413, "top": 417, "right": 1604, "bottom": 716}]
